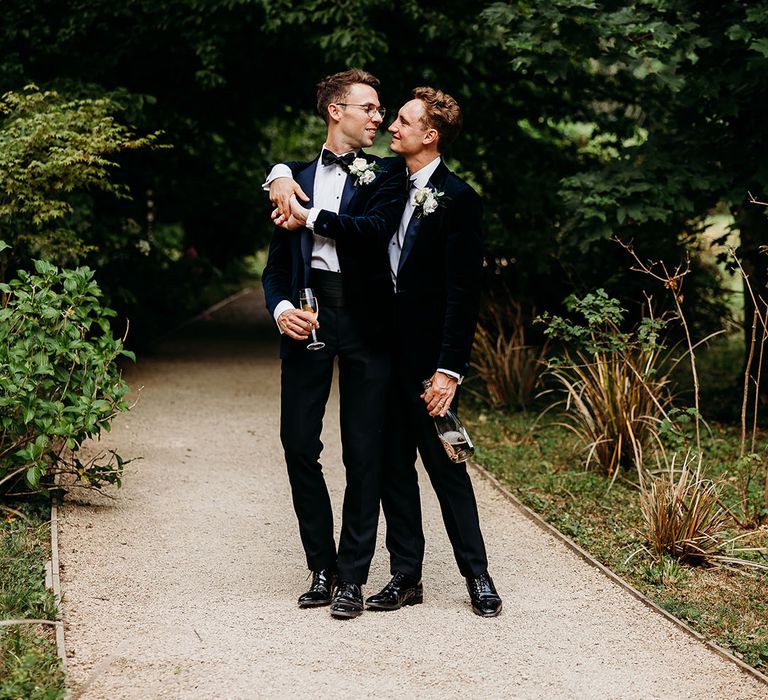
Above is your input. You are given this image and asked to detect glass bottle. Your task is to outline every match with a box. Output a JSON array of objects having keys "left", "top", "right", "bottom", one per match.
[{"left": 422, "top": 380, "right": 475, "bottom": 463}]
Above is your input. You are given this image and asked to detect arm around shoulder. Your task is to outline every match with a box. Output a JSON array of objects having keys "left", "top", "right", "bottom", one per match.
[{"left": 312, "top": 163, "right": 407, "bottom": 246}]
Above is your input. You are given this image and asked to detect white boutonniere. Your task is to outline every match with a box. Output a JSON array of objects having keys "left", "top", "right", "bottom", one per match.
[
  {"left": 348, "top": 157, "right": 379, "bottom": 186},
  {"left": 413, "top": 187, "right": 445, "bottom": 218}
]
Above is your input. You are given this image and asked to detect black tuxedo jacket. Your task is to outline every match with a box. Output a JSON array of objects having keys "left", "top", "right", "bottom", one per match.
[
  {"left": 394, "top": 160, "right": 483, "bottom": 384},
  {"left": 261, "top": 152, "right": 406, "bottom": 357}
]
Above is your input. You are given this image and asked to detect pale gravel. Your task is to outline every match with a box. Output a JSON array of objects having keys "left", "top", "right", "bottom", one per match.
[{"left": 59, "top": 288, "right": 768, "bottom": 700}]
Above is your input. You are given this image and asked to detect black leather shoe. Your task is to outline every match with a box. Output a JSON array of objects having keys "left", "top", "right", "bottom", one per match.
[
  {"left": 329, "top": 581, "right": 364, "bottom": 619},
  {"left": 365, "top": 572, "right": 423, "bottom": 611},
  {"left": 297, "top": 569, "right": 337, "bottom": 608},
  {"left": 466, "top": 571, "right": 502, "bottom": 617}
]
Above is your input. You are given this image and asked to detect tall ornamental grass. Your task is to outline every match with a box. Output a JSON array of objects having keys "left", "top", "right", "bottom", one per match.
[
  {"left": 538, "top": 290, "right": 673, "bottom": 483},
  {"left": 639, "top": 452, "right": 768, "bottom": 570},
  {"left": 470, "top": 296, "right": 550, "bottom": 410}
]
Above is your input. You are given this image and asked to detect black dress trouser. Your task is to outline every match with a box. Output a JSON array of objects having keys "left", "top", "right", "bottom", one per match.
[
  {"left": 380, "top": 380, "right": 489, "bottom": 580},
  {"left": 279, "top": 287, "right": 389, "bottom": 585}
]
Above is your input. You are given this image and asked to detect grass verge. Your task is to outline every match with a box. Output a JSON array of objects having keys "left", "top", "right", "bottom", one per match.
[
  {"left": 466, "top": 407, "right": 768, "bottom": 675},
  {"left": 0, "top": 500, "right": 65, "bottom": 699}
]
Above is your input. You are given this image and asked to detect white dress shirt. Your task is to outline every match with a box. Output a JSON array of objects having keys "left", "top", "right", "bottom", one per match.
[{"left": 265, "top": 147, "right": 354, "bottom": 324}]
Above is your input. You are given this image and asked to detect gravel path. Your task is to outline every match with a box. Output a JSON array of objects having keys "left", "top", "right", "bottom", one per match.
[{"left": 59, "top": 288, "right": 768, "bottom": 699}]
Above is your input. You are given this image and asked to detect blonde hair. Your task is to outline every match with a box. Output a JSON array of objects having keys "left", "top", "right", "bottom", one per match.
[{"left": 412, "top": 86, "right": 462, "bottom": 150}]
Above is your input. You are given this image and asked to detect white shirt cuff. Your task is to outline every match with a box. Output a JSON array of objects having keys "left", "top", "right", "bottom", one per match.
[
  {"left": 273, "top": 300, "right": 296, "bottom": 332},
  {"left": 262, "top": 163, "right": 294, "bottom": 191},
  {"left": 437, "top": 368, "right": 463, "bottom": 384},
  {"left": 305, "top": 208, "right": 320, "bottom": 231}
]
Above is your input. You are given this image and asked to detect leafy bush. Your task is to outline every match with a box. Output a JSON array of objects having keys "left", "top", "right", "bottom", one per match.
[
  {"left": 538, "top": 289, "right": 673, "bottom": 482},
  {"left": 0, "top": 250, "right": 133, "bottom": 495},
  {"left": 0, "top": 84, "right": 160, "bottom": 272}
]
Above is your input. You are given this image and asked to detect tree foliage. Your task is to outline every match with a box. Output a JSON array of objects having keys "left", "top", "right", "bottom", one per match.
[
  {"left": 0, "top": 85, "right": 160, "bottom": 271},
  {"left": 0, "top": 0, "right": 766, "bottom": 344}
]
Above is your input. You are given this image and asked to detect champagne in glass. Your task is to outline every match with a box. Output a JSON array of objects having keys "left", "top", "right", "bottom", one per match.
[{"left": 299, "top": 288, "right": 325, "bottom": 351}]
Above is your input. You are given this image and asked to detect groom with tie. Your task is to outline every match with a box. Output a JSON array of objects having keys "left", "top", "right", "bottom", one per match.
[
  {"left": 368, "top": 87, "right": 501, "bottom": 616},
  {"left": 276, "top": 86, "right": 501, "bottom": 617},
  {"left": 261, "top": 69, "right": 406, "bottom": 618}
]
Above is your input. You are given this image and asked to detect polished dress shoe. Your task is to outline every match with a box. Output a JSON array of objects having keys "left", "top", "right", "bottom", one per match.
[
  {"left": 329, "top": 581, "right": 364, "bottom": 619},
  {"left": 365, "top": 572, "right": 423, "bottom": 611},
  {"left": 297, "top": 569, "right": 337, "bottom": 608},
  {"left": 466, "top": 571, "right": 502, "bottom": 617}
]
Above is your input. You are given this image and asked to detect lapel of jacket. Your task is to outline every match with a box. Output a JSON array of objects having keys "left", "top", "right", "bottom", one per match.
[
  {"left": 398, "top": 160, "right": 450, "bottom": 274},
  {"left": 339, "top": 150, "right": 375, "bottom": 213},
  {"left": 295, "top": 158, "right": 318, "bottom": 286},
  {"left": 339, "top": 165, "right": 357, "bottom": 214}
]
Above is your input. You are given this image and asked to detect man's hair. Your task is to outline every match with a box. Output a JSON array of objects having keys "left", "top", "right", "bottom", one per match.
[
  {"left": 316, "top": 69, "right": 380, "bottom": 123},
  {"left": 412, "top": 86, "right": 462, "bottom": 150}
]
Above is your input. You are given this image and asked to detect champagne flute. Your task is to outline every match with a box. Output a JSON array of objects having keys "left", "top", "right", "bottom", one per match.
[{"left": 299, "top": 288, "right": 325, "bottom": 351}]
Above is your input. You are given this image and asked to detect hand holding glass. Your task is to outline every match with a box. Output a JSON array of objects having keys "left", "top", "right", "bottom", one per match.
[{"left": 299, "top": 288, "right": 325, "bottom": 351}]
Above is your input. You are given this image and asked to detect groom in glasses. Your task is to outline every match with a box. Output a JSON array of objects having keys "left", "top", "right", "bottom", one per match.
[{"left": 261, "top": 69, "right": 406, "bottom": 618}]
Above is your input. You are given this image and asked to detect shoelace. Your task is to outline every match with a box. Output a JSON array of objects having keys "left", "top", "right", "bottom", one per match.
[
  {"left": 383, "top": 573, "right": 409, "bottom": 592},
  {"left": 308, "top": 571, "right": 333, "bottom": 591},
  {"left": 336, "top": 583, "right": 360, "bottom": 599},
  {"left": 470, "top": 575, "right": 493, "bottom": 596}
]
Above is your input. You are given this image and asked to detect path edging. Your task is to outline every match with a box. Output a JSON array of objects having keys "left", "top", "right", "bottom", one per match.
[
  {"left": 48, "top": 489, "right": 71, "bottom": 700},
  {"left": 469, "top": 460, "right": 768, "bottom": 688}
]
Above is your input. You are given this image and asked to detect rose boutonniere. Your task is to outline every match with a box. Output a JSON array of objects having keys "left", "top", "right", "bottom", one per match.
[
  {"left": 348, "top": 158, "right": 379, "bottom": 186},
  {"left": 413, "top": 187, "right": 446, "bottom": 218}
]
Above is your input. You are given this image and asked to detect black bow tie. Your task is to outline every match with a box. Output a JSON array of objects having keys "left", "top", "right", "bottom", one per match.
[{"left": 321, "top": 150, "right": 356, "bottom": 169}]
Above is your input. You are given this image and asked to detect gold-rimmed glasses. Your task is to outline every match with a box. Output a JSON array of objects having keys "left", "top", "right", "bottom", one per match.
[{"left": 335, "top": 103, "right": 386, "bottom": 119}]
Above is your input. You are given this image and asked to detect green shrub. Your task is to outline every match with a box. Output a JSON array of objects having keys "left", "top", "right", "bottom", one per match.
[
  {"left": 538, "top": 289, "right": 674, "bottom": 482},
  {"left": 0, "top": 250, "right": 133, "bottom": 494}
]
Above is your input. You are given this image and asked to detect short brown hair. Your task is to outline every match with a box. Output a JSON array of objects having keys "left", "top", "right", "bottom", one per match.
[
  {"left": 412, "top": 86, "right": 462, "bottom": 150},
  {"left": 316, "top": 69, "right": 380, "bottom": 124}
]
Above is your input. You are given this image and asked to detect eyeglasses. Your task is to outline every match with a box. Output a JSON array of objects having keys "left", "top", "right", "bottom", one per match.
[{"left": 335, "top": 103, "right": 386, "bottom": 119}]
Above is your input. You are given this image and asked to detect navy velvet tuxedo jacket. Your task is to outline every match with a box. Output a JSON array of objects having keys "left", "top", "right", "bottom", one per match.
[
  {"left": 261, "top": 152, "right": 407, "bottom": 357},
  {"left": 393, "top": 160, "right": 484, "bottom": 385}
]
